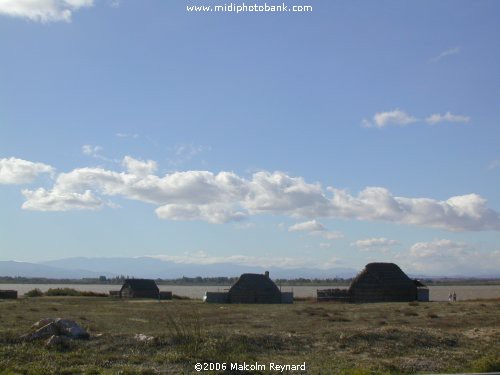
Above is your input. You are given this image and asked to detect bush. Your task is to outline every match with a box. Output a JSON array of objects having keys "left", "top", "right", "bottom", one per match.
[
  {"left": 24, "top": 288, "right": 44, "bottom": 297},
  {"left": 44, "top": 288, "right": 108, "bottom": 297},
  {"left": 472, "top": 354, "right": 500, "bottom": 372},
  {"left": 45, "top": 288, "right": 81, "bottom": 296},
  {"left": 79, "top": 291, "right": 108, "bottom": 297}
]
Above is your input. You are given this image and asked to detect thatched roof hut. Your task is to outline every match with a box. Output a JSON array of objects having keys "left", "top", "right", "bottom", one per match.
[
  {"left": 120, "top": 279, "right": 159, "bottom": 299},
  {"left": 348, "top": 262, "right": 417, "bottom": 302},
  {"left": 0, "top": 290, "right": 17, "bottom": 299},
  {"left": 227, "top": 272, "right": 282, "bottom": 304}
]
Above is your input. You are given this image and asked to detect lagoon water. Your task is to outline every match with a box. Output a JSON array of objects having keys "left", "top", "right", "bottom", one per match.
[{"left": 2, "top": 284, "right": 500, "bottom": 301}]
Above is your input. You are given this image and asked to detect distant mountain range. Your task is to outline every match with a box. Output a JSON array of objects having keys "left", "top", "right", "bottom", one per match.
[
  {"left": 2, "top": 257, "right": 498, "bottom": 280},
  {"left": 0, "top": 257, "right": 358, "bottom": 279}
]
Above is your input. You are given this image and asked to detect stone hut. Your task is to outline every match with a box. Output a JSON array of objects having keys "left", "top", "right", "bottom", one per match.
[
  {"left": 204, "top": 271, "right": 292, "bottom": 304},
  {"left": 317, "top": 262, "right": 426, "bottom": 303},
  {"left": 120, "top": 279, "right": 159, "bottom": 299}
]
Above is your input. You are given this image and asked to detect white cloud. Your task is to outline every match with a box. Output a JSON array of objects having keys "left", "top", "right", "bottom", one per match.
[
  {"left": 425, "top": 112, "right": 470, "bottom": 125},
  {"left": 116, "top": 133, "right": 139, "bottom": 138},
  {"left": 328, "top": 187, "right": 500, "bottom": 231},
  {"left": 8, "top": 156, "right": 500, "bottom": 231},
  {"left": 363, "top": 109, "right": 471, "bottom": 129},
  {"left": 403, "top": 239, "right": 500, "bottom": 276},
  {"left": 430, "top": 47, "right": 460, "bottom": 63},
  {"left": 21, "top": 188, "right": 102, "bottom": 211},
  {"left": 82, "top": 144, "right": 103, "bottom": 157},
  {"left": 122, "top": 156, "right": 158, "bottom": 177},
  {"left": 0, "top": 0, "right": 93, "bottom": 23},
  {"left": 155, "top": 203, "right": 246, "bottom": 224},
  {"left": 288, "top": 219, "right": 344, "bottom": 240},
  {"left": 0, "top": 157, "right": 54, "bottom": 184},
  {"left": 363, "top": 109, "right": 417, "bottom": 128},
  {"left": 351, "top": 237, "right": 399, "bottom": 249},
  {"left": 289, "top": 220, "right": 325, "bottom": 232}
]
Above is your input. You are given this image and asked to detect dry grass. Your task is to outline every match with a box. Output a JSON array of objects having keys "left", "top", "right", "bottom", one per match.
[{"left": 0, "top": 297, "right": 499, "bottom": 374}]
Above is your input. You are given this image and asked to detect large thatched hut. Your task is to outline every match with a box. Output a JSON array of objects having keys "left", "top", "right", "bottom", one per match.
[
  {"left": 227, "top": 272, "right": 282, "bottom": 303},
  {"left": 348, "top": 263, "right": 418, "bottom": 302},
  {"left": 317, "top": 262, "right": 426, "bottom": 303},
  {"left": 120, "top": 279, "right": 159, "bottom": 299},
  {"left": 204, "top": 271, "right": 293, "bottom": 304}
]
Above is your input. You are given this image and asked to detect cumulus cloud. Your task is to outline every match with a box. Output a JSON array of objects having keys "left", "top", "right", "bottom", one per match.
[
  {"left": 21, "top": 188, "right": 102, "bottom": 211},
  {"left": 430, "top": 47, "right": 460, "bottom": 63},
  {"left": 329, "top": 187, "right": 500, "bottom": 231},
  {"left": 363, "top": 109, "right": 417, "bottom": 128},
  {"left": 0, "top": 157, "right": 54, "bottom": 184},
  {"left": 404, "top": 239, "right": 500, "bottom": 276},
  {"left": 155, "top": 203, "right": 246, "bottom": 224},
  {"left": 5, "top": 155, "right": 499, "bottom": 231},
  {"left": 351, "top": 237, "right": 399, "bottom": 249},
  {"left": 122, "top": 156, "right": 158, "bottom": 177},
  {"left": 425, "top": 112, "right": 470, "bottom": 125},
  {"left": 0, "top": 0, "right": 93, "bottom": 23}
]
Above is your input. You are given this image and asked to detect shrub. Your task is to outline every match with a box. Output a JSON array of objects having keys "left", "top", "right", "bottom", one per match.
[
  {"left": 24, "top": 288, "right": 44, "bottom": 297},
  {"left": 45, "top": 288, "right": 81, "bottom": 296},
  {"left": 44, "top": 288, "right": 108, "bottom": 297},
  {"left": 472, "top": 354, "right": 500, "bottom": 372},
  {"left": 79, "top": 291, "right": 108, "bottom": 297}
]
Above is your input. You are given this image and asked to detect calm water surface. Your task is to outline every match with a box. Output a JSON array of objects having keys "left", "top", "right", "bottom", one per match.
[{"left": 2, "top": 284, "right": 500, "bottom": 301}]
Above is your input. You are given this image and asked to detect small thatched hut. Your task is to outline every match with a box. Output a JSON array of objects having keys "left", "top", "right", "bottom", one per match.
[
  {"left": 120, "top": 279, "right": 159, "bottom": 299},
  {"left": 317, "top": 262, "right": 426, "bottom": 303},
  {"left": 0, "top": 290, "right": 17, "bottom": 299}
]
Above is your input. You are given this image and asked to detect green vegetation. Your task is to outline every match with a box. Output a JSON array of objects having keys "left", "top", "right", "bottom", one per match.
[
  {"left": 24, "top": 289, "right": 44, "bottom": 298},
  {"left": 24, "top": 288, "right": 108, "bottom": 298},
  {"left": 44, "top": 288, "right": 108, "bottom": 297},
  {"left": 472, "top": 353, "right": 500, "bottom": 372},
  {"left": 0, "top": 298, "right": 498, "bottom": 374}
]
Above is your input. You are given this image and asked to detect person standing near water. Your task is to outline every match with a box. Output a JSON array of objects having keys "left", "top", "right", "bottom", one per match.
[
  {"left": 453, "top": 291, "right": 457, "bottom": 302},
  {"left": 448, "top": 292, "right": 453, "bottom": 302}
]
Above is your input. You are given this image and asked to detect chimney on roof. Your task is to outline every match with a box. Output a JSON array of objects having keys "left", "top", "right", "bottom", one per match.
[{"left": 265, "top": 271, "right": 270, "bottom": 278}]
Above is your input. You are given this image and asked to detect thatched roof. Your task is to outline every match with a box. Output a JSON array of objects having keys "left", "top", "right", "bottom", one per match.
[
  {"left": 348, "top": 262, "right": 417, "bottom": 302},
  {"left": 121, "top": 279, "right": 159, "bottom": 292},
  {"left": 350, "top": 263, "right": 413, "bottom": 287},
  {"left": 227, "top": 273, "right": 282, "bottom": 303}
]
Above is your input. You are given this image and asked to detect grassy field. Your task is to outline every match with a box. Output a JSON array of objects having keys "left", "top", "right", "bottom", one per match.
[{"left": 0, "top": 297, "right": 499, "bottom": 374}]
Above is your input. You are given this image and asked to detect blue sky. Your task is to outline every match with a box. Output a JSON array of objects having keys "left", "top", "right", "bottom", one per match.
[{"left": 1, "top": 0, "right": 499, "bottom": 276}]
